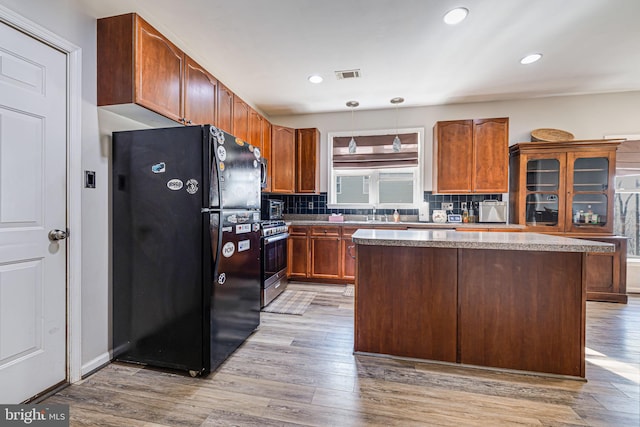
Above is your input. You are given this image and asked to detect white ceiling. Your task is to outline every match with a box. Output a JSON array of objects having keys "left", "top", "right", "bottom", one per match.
[{"left": 80, "top": 0, "right": 640, "bottom": 116}]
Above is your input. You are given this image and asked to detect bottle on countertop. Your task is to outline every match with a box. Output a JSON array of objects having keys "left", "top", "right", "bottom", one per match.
[
  {"left": 393, "top": 209, "right": 400, "bottom": 222},
  {"left": 462, "top": 203, "right": 469, "bottom": 223},
  {"left": 468, "top": 202, "right": 476, "bottom": 223}
]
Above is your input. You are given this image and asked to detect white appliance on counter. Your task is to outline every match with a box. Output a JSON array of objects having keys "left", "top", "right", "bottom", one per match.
[{"left": 479, "top": 200, "right": 507, "bottom": 223}]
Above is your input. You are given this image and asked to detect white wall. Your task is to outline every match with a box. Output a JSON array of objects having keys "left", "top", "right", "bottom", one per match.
[
  {"left": 0, "top": 0, "right": 112, "bottom": 374},
  {"left": 270, "top": 91, "right": 640, "bottom": 193},
  {"left": 2, "top": 0, "right": 638, "bottom": 380}
]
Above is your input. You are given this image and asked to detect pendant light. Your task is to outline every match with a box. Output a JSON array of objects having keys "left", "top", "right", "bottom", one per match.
[
  {"left": 346, "top": 101, "right": 359, "bottom": 154},
  {"left": 390, "top": 97, "right": 404, "bottom": 152}
]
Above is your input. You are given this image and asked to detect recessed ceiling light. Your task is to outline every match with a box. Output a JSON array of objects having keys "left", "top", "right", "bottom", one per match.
[
  {"left": 443, "top": 7, "right": 469, "bottom": 25},
  {"left": 520, "top": 53, "right": 542, "bottom": 65},
  {"left": 308, "top": 75, "right": 323, "bottom": 84}
]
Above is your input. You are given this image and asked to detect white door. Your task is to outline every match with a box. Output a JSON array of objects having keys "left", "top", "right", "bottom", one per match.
[{"left": 0, "top": 21, "right": 67, "bottom": 403}]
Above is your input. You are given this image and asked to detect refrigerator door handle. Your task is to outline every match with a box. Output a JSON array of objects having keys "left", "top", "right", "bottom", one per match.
[
  {"left": 208, "top": 127, "right": 224, "bottom": 208},
  {"left": 208, "top": 212, "right": 223, "bottom": 285}
]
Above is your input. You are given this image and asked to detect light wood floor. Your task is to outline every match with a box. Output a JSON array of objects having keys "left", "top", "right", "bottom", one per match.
[{"left": 45, "top": 283, "right": 639, "bottom": 426}]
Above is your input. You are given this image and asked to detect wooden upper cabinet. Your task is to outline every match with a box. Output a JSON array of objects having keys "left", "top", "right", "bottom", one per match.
[
  {"left": 271, "top": 125, "right": 296, "bottom": 193},
  {"left": 232, "top": 95, "right": 250, "bottom": 141},
  {"left": 433, "top": 120, "right": 473, "bottom": 193},
  {"left": 135, "top": 17, "right": 184, "bottom": 122},
  {"left": 248, "top": 108, "right": 263, "bottom": 150},
  {"left": 473, "top": 118, "right": 509, "bottom": 193},
  {"left": 262, "top": 120, "right": 272, "bottom": 192},
  {"left": 433, "top": 117, "right": 509, "bottom": 194},
  {"left": 296, "top": 128, "right": 320, "bottom": 193},
  {"left": 184, "top": 55, "right": 217, "bottom": 125},
  {"left": 98, "top": 13, "right": 223, "bottom": 126},
  {"left": 216, "top": 82, "right": 233, "bottom": 134},
  {"left": 98, "top": 13, "right": 185, "bottom": 123}
]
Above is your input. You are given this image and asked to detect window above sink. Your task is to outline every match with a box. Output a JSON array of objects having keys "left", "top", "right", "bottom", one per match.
[{"left": 328, "top": 127, "right": 424, "bottom": 209}]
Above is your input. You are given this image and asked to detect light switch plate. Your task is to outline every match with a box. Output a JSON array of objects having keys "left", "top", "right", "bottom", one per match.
[{"left": 85, "top": 171, "right": 96, "bottom": 188}]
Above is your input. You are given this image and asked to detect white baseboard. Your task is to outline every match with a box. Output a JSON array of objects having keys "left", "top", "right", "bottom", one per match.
[{"left": 80, "top": 352, "right": 111, "bottom": 379}]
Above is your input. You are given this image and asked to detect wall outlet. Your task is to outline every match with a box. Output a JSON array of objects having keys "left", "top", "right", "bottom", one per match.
[
  {"left": 461, "top": 202, "right": 467, "bottom": 210},
  {"left": 308, "top": 202, "right": 313, "bottom": 209},
  {"left": 442, "top": 202, "right": 454, "bottom": 211}
]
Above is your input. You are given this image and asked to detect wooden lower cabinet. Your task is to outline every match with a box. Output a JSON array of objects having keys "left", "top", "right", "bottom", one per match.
[
  {"left": 356, "top": 245, "right": 586, "bottom": 377},
  {"left": 457, "top": 249, "right": 585, "bottom": 377},
  {"left": 341, "top": 227, "right": 357, "bottom": 281},
  {"left": 577, "top": 236, "right": 628, "bottom": 303},
  {"left": 287, "top": 226, "right": 309, "bottom": 279},
  {"left": 310, "top": 238, "right": 341, "bottom": 279},
  {"left": 287, "top": 224, "right": 347, "bottom": 283},
  {"left": 288, "top": 224, "right": 408, "bottom": 283},
  {"left": 356, "top": 245, "right": 458, "bottom": 362}
]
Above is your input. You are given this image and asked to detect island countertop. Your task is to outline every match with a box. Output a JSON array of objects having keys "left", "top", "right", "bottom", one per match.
[{"left": 352, "top": 229, "right": 615, "bottom": 253}]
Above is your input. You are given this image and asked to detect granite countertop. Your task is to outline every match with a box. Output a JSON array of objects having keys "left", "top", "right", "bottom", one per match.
[{"left": 351, "top": 229, "right": 615, "bottom": 253}]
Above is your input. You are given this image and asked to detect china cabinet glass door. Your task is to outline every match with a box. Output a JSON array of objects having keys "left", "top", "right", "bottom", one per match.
[
  {"left": 566, "top": 152, "right": 613, "bottom": 233},
  {"left": 524, "top": 155, "right": 565, "bottom": 230}
]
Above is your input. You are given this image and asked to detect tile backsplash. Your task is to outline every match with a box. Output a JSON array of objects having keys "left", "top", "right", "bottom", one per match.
[{"left": 262, "top": 192, "right": 503, "bottom": 217}]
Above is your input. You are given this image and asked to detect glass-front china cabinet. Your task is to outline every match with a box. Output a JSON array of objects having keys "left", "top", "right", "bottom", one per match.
[{"left": 510, "top": 140, "right": 621, "bottom": 235}]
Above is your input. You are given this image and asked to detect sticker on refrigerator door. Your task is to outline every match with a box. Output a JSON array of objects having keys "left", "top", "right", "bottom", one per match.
[
  {"left": 167, "top": 179, "right": 183, "bottom": 191},
  {"left": 217, "top": 273, "right": 226, "bottom": 285},
  {"left": 227, "top": 214, "right": 237, "bottom": 224},
  {"left": 252, "top": 223, "right": 260, "bottom": 232},
  {"left": 236, "top": 224, "right": 251, "bottom": 234},
  {"left": 238, "top": 239, "right": 250, "bottom": 252},
  {"left": 222, "top": 226, "right": 233, "bottom": 233},
  {"left": 219, "top": 162, "right": 225, "bottom": 171},
  {"left": 151, "top": 162, "right": 166, "bottom": 174},
  {"left": 185, "top": 179, "right": 199, "bottom": 194},
  {"left": 210, "top": 126, "right": 225, "bottom": 144},
  {"left": 253, "top": 212, "right": 260, "bottom": 221},
  {"left": 254, "top": 147, "right": 261, "bottom": 159},
  {"left": 222, "top": 242, "right": 235, "bottom": 257},
  {"left": 235, "top": 138, "right": 245, "bottom": 146},
  {"left": 253, "top": 160, "right": 258, "bottom": 168},
  {"left": 216, "top": 146, "right": 227, "bottom": 161}
]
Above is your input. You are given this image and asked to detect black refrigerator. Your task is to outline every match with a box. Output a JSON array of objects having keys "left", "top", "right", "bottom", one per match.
[{"left": 112, "top": 125, "right": 262, "bottom": 376}]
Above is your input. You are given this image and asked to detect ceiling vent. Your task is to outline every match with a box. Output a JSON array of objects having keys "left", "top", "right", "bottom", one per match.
[{"left": 335, "top": 69, "right": 361, "bottom": 80}]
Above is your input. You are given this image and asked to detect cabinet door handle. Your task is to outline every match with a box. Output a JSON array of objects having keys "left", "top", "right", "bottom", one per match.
[{"left": 347, "top": 245, "right": 356, "bottom": 259}]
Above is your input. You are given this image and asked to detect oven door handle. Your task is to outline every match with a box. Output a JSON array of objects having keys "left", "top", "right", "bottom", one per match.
[{"left": 264, "top": 233, "right": 290, "bottom": 244}]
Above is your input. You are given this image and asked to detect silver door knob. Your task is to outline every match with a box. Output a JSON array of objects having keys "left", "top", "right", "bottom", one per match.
[{"left": 48, "top": 229, "right": 68, "bottom": 241}]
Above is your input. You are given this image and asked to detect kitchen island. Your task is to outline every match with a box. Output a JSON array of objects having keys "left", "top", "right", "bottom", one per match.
[{"left": 351, "top": 229, "right": 614, "bottom": 378}]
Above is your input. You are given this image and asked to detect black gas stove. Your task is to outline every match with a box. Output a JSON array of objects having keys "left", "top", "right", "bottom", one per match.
[{"left": 259, "top": 220, "right": 289, "bottom": 307}]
